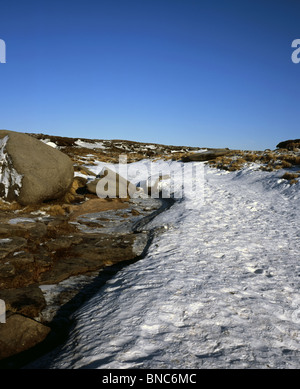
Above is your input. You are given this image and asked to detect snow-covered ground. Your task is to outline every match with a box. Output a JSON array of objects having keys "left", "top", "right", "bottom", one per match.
[{"left": 31, "top": 161, "right": 300, "bottom": 369}]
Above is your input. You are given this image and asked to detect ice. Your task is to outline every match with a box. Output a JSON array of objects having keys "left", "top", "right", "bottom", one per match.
[
  {"left": 29, "top": 161, "right": 300, "bottom": 369},
  {"left": 8, "top": 217, "right": 35, "bottom": 224}
]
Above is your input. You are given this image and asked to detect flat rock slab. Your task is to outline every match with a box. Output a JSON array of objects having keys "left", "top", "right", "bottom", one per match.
[
  {"left": 68, "top": 197, "right": 130, "bottom": 221},
  {"left": 0, "top": 196, "right": 168, "bottom": 364},
  {"left": 182, "top": 148, "right": 230, "bottom": 162},
  {"left": 0, "top": 286, "right": 46, "bottom": 317},
  {"left": 39, "top": 233, "right": 142, "bottom": 285}
]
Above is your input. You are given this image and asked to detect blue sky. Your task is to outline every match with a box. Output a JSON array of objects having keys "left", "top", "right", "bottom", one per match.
[{"left": 0, "top": 0, "right": 299, "bottom": 150}]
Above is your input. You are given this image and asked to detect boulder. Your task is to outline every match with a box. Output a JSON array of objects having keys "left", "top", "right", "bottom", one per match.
[
  {"left": 0, "top": 130, "right": 74, "bottom": 205},
  {"left": 182, "top": 148, "right": 230, "bottom": 162},
  {"left": 137, "top": 175, "right": 171, "bottom": 197},
  {"left": 276, "top": 139, "right": 300, "bottom": 150},
  {"left": 0, "top": 286, "right": 46, "bottom": 318},
  {"left": 0, "top": 313, "right": 50, "bottom": 360},
  {"left": 87, "top": 167, "right": 141, "bottom": 198}
]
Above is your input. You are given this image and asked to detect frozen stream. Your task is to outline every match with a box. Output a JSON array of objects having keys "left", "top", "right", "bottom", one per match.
[{"left": 31, "top": 162, "right": 300, "bottom": 369}]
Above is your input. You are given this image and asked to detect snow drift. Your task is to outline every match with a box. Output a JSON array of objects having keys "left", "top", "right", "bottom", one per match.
[{"left": 30, "top": 161, "right": 300, "bottom": 369}]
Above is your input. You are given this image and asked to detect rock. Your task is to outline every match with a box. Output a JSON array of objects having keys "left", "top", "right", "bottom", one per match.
[
  {"left": 137, "top": 175, "right": 171, "bottom": 197},
  {"left": 39, "top": 233, "right": 141, "bottom": 285},
  {"left": 0, "top": 237, "right": 27, "bottom": 260},
  {"left": 87, "top": 167, "right": 140, "bottom": 198},
  {"left": 0, "top": 313, "right": 50, "bottom": 360},
  {"left": 0, "top": 262, "right": 15, "bottom": 278},
  {"left": 0, "top": 130, "right": 74, "bottom": 205},
  {"left": 0, "top": 286, "right": 46, "bottom": 318},
  {"left": 276, "top": 139, "right": 300, "bottom": 150},
  {"left": 182, "top": 148, "right": 230, "bottom": 162},
  {"left": 74, "top": 165, "right": 96, "bottom": 176},
  {"left": 69, "top": 197, "right": 129, "bottom": 221},
  {"left": 45, "top": 237, "right": 77, "bottom": 252}
]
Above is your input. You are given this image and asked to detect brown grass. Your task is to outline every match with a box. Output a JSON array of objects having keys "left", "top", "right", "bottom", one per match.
[
  {"left": 206, "top": 148, "right": 300, "bottom": 173},
  {"left": 0, "top": 199, "right": 23, "bottom": 212},
  {"left": 281, "top": 172, "right": 299, "bottom": 181}
]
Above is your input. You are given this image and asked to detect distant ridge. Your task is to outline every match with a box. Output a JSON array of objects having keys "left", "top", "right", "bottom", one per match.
[{"left": 276, "top": 139, "right": 300, "bottom": 150}]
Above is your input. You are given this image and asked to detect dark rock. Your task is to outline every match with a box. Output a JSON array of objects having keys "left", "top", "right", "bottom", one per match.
[
  {"left": 39, "top": 233, "right": 141, "bottom": 285},
  {"left": 276, "top": 139, "right": 300, "bottom": 150},
  {"left": 0, "top": 262, "right": 15, "bottom": 278},
  {"left": 0, "top": 313, "right": 50, "bottom": 360},
  {"left": 182, "top": 148, "right": 230, "bottom": 162},
  {"left": 0, "top": 286, "right": 46, "bottom": 318},
  {"left": 0, "top": 237, "right": 27, "bottom": 260}
]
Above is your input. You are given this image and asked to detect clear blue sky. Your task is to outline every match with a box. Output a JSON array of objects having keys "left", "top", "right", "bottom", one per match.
[{"left": 0, "top": 0, "right": 299, "bottom": 150}]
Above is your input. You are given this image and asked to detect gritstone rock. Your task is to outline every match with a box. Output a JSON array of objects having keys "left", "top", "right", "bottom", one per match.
[
  {"left": 87, "top": 166, "right": 142, "bottom": 198},
  {"left": 0, "top": 130, "right": 74, "bottom": 205},
  {"left": 0, "top": 313, "right": 50, "bottom": 360},
  {"left": 182, "top": 148, "right": 230, "bottom": 162}
]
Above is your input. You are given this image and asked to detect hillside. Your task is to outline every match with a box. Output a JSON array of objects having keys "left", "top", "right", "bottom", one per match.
[{"left": 0, "top": 133, "right": 299, "bottom": 368}]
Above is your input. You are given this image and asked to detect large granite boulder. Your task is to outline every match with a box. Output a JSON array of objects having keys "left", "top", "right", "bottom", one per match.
[{"left": 0, "top": 130, "right": 74, "bottom": 205}]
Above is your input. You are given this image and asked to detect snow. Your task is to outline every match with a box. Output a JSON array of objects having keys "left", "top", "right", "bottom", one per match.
[
  {"left": 8, "top": 217, "right": 36, "bottom": 224},
  {"left": 39, "top": 139, "right": 58, "bottom": 148},
  {"left": 29, "top": 161, "right": 300, "bottom": 369},
  {"left": 45, "top": 141, "right": 58, "bottom": 149},
  {"left": 0, "top": 238, "right": 12, "bottom": 244},
  {"left": 75, "top": 139, "right": 106, "bottom": 149},
  {"left": 0, "top": 136, "right": 23, "bottom": 197}
]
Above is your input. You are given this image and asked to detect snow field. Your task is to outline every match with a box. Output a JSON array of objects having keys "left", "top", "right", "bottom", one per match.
[{"left": 33, "top": 161, "right": 300, "bottom": 369}]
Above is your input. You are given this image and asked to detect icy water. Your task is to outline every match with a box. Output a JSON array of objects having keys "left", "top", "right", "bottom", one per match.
[{"left": 30, "top": 163, "right": 300, "bottom": 369}]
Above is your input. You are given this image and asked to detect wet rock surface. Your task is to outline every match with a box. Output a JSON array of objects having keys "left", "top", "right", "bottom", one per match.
[
  {"left": 0, "top": 194, "right": 172, "bottom": 368},
  {"left": 0, "top": 132, "right": 190, "bottom": 368}
]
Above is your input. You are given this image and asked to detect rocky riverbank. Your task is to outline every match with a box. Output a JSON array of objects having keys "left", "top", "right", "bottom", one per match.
[
  {"left": 0, "top": 132, "right": 191, "bottom": 368},
  {"left": 0, "top": 193, "right": 176, "bottom": 368}
]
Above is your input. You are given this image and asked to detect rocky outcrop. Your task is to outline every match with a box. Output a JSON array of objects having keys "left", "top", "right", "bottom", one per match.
[
  {"left": 182, "top": 148, "right": 230, "bottom": 162},
  {"left": 0, "top": 130, "right": 74, "bottom": 205},
  {"left": 0, "top": 286, "right": 46, "bottom": 317},
  {"left": 276, "top": 139, "right": 300, "bottom": 150},
  {"left": 0, "top": 195, "right": 168, "bottom": 367}
]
